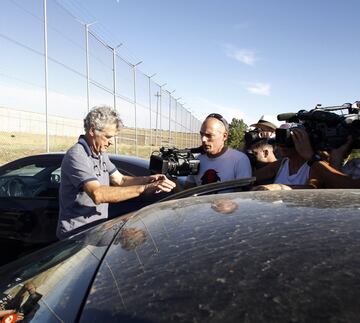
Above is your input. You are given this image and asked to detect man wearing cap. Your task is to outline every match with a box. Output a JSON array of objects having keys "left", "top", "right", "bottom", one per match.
[
  {"left": 250, "top": 114, "right": 279, "bottom": 138},
  {"left": 184, "top": 113, "right": 252, "bottom": 188}
]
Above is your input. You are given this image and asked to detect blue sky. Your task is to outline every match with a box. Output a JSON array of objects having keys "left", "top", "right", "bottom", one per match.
[{"left": 1, "top": 0, "right": 360, "bottom": 125}]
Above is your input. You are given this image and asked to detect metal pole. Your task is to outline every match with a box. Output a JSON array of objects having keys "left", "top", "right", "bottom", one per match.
[
  {"left": 175, "top": 97, "right": 181, "bottom": 147},
  {"left": 43, "top": 0, "right": 49, "bottom": 152},
  {"left": 133, "top": 61, "right": 142, "bottom": 156},
  {"left": 148, "top": 73, "right": 156, "bottom": 147},
  {"left": 168, "top": 89, "right": 175, "bottom": 146},
  {"left": 85, "top": 24, "right": 90, "bottom": 112},
  {"left": 112, "top": 44, "right": 122, "bottom": 154},
  {"left": 159, "top": 83, "right": 166, "bottom": 147},
  {"left": 84, "top": 22, "right": 96, "bottom": 112},
  {"left": 155, "top": 91, "right": 160, "bottom": 146}
]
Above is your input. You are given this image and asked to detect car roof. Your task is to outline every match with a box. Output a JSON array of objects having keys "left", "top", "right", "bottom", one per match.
[{"left": 80, "top": 189, "right": 360, "bottom": 322}]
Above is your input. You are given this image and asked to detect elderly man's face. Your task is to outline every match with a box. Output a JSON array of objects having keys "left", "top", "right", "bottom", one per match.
[
  {"left": 90, "top": 124, "right": 118, "bottom": 155},
  {"left": 200, "top": 118, "right": 227, "bottom": 156}
]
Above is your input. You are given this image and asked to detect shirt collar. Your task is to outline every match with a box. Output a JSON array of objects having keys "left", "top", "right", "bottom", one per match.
[{"left": 78, "top": 135, "right": 99, "bottom": 158}]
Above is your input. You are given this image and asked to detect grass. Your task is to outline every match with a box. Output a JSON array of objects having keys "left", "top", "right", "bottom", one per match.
[{"left": 0, "top": 130, "right": 199, "bottom": 165}]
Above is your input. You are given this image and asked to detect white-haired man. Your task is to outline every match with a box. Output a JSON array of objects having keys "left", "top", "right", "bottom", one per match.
[{"left": 57, "top": 106, "right": 175, "bottom": 239}]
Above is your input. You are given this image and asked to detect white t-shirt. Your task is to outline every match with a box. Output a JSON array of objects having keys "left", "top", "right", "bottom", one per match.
[
  {"left": 274, "top": 158, "right": 310, "bottom": 185},
  {"left": 186, "top": 148, "right": 252, "bottom": 186}
]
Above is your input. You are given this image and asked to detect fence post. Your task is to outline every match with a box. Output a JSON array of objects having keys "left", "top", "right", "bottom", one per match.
[
  {"left": 43, "top": 0, "right": 49, "bottom": 152},
  {"left": 132, "top": 61, "right": 142, "bottom": 156}
]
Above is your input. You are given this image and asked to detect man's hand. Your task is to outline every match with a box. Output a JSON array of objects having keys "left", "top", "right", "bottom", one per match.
[
  {"left": 330, "top": 136, "right": 353, "bottom": 170},
  {"left": 147, "top": 174, "right": 167, "bottom": 183},
  {"left": 252, "top": 184, "right": 292, "bottom": 191},
  {"left": 144, "top": 174, "right": 176, "bottom": 193},
  {"left": 291, "top": 128, "right": 314, "bottom": 161}
]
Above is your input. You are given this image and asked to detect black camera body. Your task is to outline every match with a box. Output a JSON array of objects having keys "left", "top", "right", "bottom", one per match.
[
  {"left": 149, "top": 147, "right": 202, "bottom": 177},
  {"left": 275, "top": 127, "right": 297, "bottom": 147},
  {"left": 244, "top": 128, "right": 262, "bottom": 148},
  {"left": 276, "top": 103, "right": 360, "bottom": 150}
]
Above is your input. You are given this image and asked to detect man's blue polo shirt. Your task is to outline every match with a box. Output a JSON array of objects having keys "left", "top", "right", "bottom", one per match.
[{"left": 57, "top": 135, "right": 117, "bottom": 239}]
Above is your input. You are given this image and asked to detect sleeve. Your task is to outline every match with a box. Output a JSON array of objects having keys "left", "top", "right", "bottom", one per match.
[
  {"left": 234, "top": 151, "right": 252, "bottom": 179},
  {"left": 62, "top": 152, "right": 98, "bottom": 189}
]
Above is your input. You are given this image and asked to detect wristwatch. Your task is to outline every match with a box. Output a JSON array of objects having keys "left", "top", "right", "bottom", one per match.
[{"left": 307, "top": 153, "right": 322, "bottom": 166}]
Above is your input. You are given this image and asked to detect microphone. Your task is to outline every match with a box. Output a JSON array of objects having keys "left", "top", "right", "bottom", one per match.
[{"left": 277, "top": 113, "right": 297, "bottom": 121}]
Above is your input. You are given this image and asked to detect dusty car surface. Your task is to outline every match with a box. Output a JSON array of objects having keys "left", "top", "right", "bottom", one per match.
[{"left": 0, "top": 189, "right": 359, "bottom": 322}]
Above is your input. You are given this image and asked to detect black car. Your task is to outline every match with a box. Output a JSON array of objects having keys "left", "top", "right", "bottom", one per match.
[
  {"left": 0, "top": 153, "right": 181, "bottom": 262},
  {"left": 0, "top": 188, "right": 359, "bottom": 323}
]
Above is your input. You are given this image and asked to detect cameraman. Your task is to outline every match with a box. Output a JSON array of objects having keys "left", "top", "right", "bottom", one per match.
[
  {"left": 185, "top": 113, "right": 251, "bottom": 188},
  {"left": 253, "top": 124, "right": 316, "bottom": 190},
  {"left": 254, "top": 126, "right": 360, "bottom": 190}
]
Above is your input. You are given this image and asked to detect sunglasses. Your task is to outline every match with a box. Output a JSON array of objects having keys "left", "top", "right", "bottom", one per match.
[{"left": 206, "top": 113, "right": 229, "bottom": 131}]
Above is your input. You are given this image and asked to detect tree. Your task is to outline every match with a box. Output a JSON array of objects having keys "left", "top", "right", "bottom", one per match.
[{"left": 227, "top": 118, "right": 248, "bottom": 150}]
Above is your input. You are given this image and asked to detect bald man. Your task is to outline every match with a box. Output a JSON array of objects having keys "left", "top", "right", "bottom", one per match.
[{"left": 185, "top": 113, "right": 251, "bottom": 188}]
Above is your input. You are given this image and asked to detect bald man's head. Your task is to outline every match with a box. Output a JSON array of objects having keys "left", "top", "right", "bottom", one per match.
[{"left": 200, "top": 116, "right": 228, "bottom": 156}]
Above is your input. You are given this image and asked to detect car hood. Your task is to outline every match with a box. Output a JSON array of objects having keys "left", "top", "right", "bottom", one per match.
[{"left": 81, "top": 189, "right": 360, "bottom": 322}]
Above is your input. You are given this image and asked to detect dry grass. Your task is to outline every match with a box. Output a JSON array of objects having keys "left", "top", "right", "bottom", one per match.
[{"left": 0, "top": 130, "right": 199, "bottom": 165}]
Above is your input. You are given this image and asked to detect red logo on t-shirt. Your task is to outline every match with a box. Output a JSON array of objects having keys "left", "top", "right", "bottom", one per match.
[{"left": 201, "top": 169, "right": 221, "bottom": 185}]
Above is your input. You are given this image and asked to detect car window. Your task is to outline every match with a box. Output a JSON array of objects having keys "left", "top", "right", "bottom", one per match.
[
  {"left": 1, "top": 164, "right": 46, "bottom": 177},
  {"left": 0, "top": 160, "right": 62, "bottom": 198}
]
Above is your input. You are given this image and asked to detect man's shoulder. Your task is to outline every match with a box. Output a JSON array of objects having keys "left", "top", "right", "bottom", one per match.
[
  {"left": 62, "top": 142, "right": 89, "bottom": 169},
  {"left": 225, "top": 147, "right": 248, "bottom": 159},
  {"left": 64, "top": 142, "right": 87, "bottom": 159}
]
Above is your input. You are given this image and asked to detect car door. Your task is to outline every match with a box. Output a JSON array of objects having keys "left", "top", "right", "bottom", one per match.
[{"left": 0, "top": 155, "right": 63, "bottom": 243}]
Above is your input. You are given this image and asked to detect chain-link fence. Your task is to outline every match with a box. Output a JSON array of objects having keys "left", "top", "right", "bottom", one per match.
[{"left": 0, "top": 0, "right": 201, "bottom": 164}]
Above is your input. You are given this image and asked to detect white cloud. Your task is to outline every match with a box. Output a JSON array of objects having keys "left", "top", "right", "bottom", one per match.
[
  {"left": 225, "top": 44, "right": 257, "bottom": 66},
  {"left": 245, "top": 83, "right": 271, "bottom": 96}
]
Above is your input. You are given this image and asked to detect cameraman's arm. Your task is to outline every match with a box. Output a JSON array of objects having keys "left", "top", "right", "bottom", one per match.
[
  {"left": 329, "top": 136, "right": 352, "bottom": 171},
  {"left": 254, "top": 160, "right": 282, "bottom": 184},
  {"left": 291, "top": 128, "right": 314, "bottom": 161},
  {"left": 308, "top": 161, "right": 360, "bottom": 188}
]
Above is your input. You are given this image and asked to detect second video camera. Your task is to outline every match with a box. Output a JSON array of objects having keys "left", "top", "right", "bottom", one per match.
[
  {"left": 149, "top": 147, "right": 203, "bottom": 177},
  {"left": 276, "top": 102, "right": 360, "bottom": 150}
]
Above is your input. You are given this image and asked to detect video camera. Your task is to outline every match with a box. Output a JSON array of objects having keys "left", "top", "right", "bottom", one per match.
[
  {"left": 149, "top": 146, "right": 203, "bottom": 177},
  {"left": 276, "top": 102, "right": 360, "bottom": 150},
  {"left": 244, "top": 128, "right": 262, "bottom": 149}
]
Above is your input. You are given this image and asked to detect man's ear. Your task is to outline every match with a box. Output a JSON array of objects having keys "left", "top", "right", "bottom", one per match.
[
  {"left": 263, "top": 149, "right": 269, "bottom": 158},
  {"left": 223, "top": 131, "right": 228, "bottom": 141},
  {"left": 88, "top": 126, "right": 96, "bottom": 137}
]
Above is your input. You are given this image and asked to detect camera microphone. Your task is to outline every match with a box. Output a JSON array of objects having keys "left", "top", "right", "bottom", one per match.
[{"left": 277, "top": 113, "right": 297, "bottom": 121}]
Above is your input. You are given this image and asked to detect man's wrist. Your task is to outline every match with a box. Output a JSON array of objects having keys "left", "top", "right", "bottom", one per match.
[{"left": 307, "top": 153, "right": 322, "bottom": 166}]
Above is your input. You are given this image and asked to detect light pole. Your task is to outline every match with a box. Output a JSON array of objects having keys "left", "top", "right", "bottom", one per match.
[
  {"left": 112, "top": 43, "right": 122, "bottom": 154},
  {"left": 168, "top": 89, "right": 176, "bottom": 145},
  {"left": 159, "top": 83, "right": 167, "bottom": 146},
  {"left": 132, "top": 60, "right": 143, "bottom": 156},
  {"left": 148, "top": 73, "right": 156, "bottom": 147},
  {"left": 180, "top": 103, "right": 187, "bottom": 148},
  {"left": 84, "top": 21, "right": 97, "bottom": 112},
  {"left": 43, "top": 0, "right": 49, "bottom": 152},
  {"left": 175, "top": 97, "right": 181, "bottom": 147}
]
